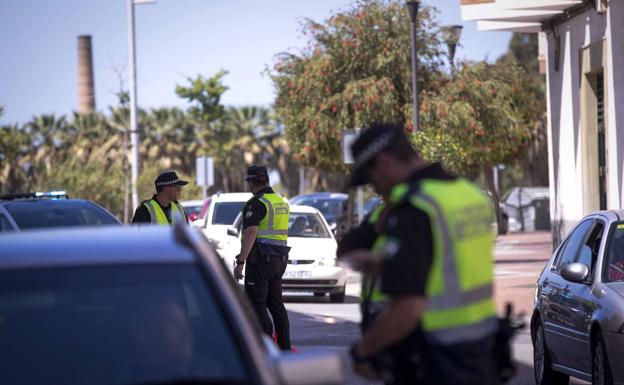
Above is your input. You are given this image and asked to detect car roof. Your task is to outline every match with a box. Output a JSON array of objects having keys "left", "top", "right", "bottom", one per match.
[
  {"left": 0, "top": 198, "right": 95, "bottom": 205},
  {"left": 292, "top": 192, "right": 348, "bottom": 200},
  {"left": 591, "top": 210, "right": 624, "bottom": 221},
  {"left": 180, "top": 199, "right": 205, "bottom": 206},
  {"left": 289, "top": 204, "right": 323, "bottom": 214},
  {"left": 211, "top": 192, "right": 253, "bottom": 202},
  {"left": 0, "top": 226, "right": 197, "bottom": 270}
]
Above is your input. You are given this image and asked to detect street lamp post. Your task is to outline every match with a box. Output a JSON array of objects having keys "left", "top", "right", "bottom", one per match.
[
  {"left": 127, "top": 0, "right": 155, "bottom": 211},
  {"left": 406, "top": 0, "right": 420, "bottom": 132},
  {"left": 442, "top": 25, "right": 463, "bottom": 73}
]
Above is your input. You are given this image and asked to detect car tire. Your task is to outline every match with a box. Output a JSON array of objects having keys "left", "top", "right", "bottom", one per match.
[
  {"left": 313, "top": 292, "right": 325, "bottom": 297},
  {"left": 329, "top": 286, "right": 346, "bottom": 303},
  {"left": 593, "top": 334, "right": 613, "bottom": 385},
  {"left": 533, "top": 323, "right": 569, "bottom": 385}
]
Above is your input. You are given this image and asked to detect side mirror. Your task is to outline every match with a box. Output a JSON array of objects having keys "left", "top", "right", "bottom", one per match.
[
  {"left": 276, "top": 351, "right": 344, "bottom": 385},
  {"left": 329, "top": 222, "right": 337, "bottom": 234},
  {"left": 227, "top": 227, "right": 239, "bottom": 237},
  {"left": 561, "top": 262, "right": 590, "bottom": 283}
]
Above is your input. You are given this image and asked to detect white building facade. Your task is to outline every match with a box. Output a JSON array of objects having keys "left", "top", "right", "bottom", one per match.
[{"left": 461, "top": 0, "right": 624, "bottom": 245}]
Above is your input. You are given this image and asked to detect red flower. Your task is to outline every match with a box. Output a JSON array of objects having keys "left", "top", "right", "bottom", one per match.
[{"left": 310, "top": 121, "right": 316, "bottom": 129}]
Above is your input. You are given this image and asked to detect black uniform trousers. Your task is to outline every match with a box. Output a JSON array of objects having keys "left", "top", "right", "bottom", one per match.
[{"left": 244, "top": 251, "right": 290, "bottom": 350}]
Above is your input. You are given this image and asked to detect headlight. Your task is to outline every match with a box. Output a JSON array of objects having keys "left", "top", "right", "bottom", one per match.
[{"left": 319, "top": 258, "right": 338, "bottom": 267}]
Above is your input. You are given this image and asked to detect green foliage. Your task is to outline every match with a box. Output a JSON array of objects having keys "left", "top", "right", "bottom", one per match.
[
  {"left": 271, "top": 0, "right": 445, "bottom": 170},
  {"left": 416, "top": 62, "right": 534, "bottom": 174},
  {"left": 176, "top": 70, "right": 229, "bottom": 124}
]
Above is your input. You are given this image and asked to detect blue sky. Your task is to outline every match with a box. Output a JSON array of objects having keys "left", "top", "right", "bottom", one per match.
[{"left": 0, "top": 0, "right": 510, "bottom": 125}]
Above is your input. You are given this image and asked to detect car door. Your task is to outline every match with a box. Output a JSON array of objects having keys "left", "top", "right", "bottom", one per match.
[
  {"left": 542, "top": 218, "right": 594, "bottom": 368},
  {"left": 560, "top": 220, "right": 605, "bottom": 373}
]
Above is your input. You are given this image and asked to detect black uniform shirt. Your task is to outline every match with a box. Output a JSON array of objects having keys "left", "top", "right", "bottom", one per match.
[
  {"left": 379, "top": 164, "right": 456, "bottom": 297},
  {"left": 131, "top": 195, "right": 187, "bottom": 224},
  {"left": 241, "top": 187, "right": 273, "bottom": 229}
]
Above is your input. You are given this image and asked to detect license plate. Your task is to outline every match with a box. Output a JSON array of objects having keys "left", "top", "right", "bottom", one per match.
[{"left": 283, "top": 270, "right": 311, "bottom": 279}]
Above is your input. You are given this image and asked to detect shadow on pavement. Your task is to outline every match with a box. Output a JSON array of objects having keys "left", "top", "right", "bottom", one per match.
[{"left": 283, "top": 293, "right": 360, "bottom": 304}]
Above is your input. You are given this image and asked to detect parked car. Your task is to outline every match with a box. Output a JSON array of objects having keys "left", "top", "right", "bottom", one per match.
[
  {"left": 195, "top": 192, "right": 251, "bottom": 239},
  {"left": 0, "top": 191, "right": 120, "bottom": 232},
  {"left": 0, "top": 224, "right": 344, "bottom": 385},
  {"left": 219, "top": 205, "right": 347, "bottom": 302},
  {"left": 289, "top": 193, "right": 349, "bottom": 237},
  {"left": 531, "top": 210, "right": 624, "bottom": 385},
  {"left": 180, "top": 198, "right": 210, "bottom": 223}
]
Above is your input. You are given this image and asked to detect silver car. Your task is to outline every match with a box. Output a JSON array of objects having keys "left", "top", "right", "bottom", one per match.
[
  {"left": 531, "top": 210, "right": 624, "bottom": 385},
  {"left": 0, "top": 224, "right": 343, "bottom": 385}
]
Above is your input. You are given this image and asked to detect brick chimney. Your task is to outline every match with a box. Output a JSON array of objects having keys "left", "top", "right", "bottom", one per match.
[{"left": 77, "top": 35, "right": 96, "bottom": 113}]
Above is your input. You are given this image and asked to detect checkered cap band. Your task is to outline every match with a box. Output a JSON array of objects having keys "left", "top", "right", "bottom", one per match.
[
  {"left": 353, "top": 131, "right": 395, "bottom": 168},
  {"left": 155, "top": 178, "right": 183, "bottom": 187}
]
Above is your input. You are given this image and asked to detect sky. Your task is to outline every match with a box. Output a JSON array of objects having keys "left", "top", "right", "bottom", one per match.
[{"left": 0, "top": 0, "right": 511, "bottom": 125}]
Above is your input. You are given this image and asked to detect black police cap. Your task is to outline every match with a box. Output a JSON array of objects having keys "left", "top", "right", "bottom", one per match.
[
  {"left": 348, "top": 123, "right": 407, "bottom": 187},
  {"left": 155, "top": 171, "right": 189, "bottom": 187},
  {"left": 245, "top": 165, "right": 269, "bottom": 181}
]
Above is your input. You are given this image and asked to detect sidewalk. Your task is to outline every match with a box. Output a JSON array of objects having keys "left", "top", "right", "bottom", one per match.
[{"left": 493, "top": 231, "right": 553, "bottom": 316}]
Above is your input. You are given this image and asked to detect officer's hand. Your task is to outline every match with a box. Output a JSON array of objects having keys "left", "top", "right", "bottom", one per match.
[
  {"left": 341, "top": 249, "right": 380, "bottom": 273},
  {"left": 354, "top": 361, "right": 381, "bottom": 380},
  {"left": 234, "top": 264, "right": 244, "bottom": 280},
  {"left": 350, "top": 344, "right": 381, "bottom": 380}
]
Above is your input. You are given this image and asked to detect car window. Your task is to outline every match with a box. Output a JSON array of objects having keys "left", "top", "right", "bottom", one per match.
[
  {"left": 288, "top": 213, "right": 331, "bottom": 238},
  {"left": 5, "top": 201, "right": 119, "bottom": 229},
  {"left": 183, "top": 204, "right": 203, "bottom": 217},
  {"left": 605, "top": 222, "right": 624, "bottom": 282},
  {"left": 0, "top": 213, "right": 15, "bottom": 232},
  {"left": 294, "top": 198, "right": 345, "bottom": 219},
  {"left": 212, "top": 202, "right": 245, "bottom": 225},
  {"left": 0, "top": 264, "right": 249, "bottom": 385},
  {"left": 576, "top": 220, "right": 604, "bottom": 277},
  {"left": 554, "top": 219, "right": 594, "bottom": 272}
]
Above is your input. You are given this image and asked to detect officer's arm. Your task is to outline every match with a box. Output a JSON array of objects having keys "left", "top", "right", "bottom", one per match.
[
  {"left": 239, "top": 226, "right": 258, "bottom": 262},
  {"left": 355, "top": 295, "right": 427, "bottom": 357}
]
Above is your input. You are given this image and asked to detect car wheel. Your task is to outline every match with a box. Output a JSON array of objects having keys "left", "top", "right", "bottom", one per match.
[
  {"left": 534, "top": 323, "right": 569, "bottom": 385},
  {"left": 313, "top": 292, "right": 325, "bottom": 297},
  {"left": 329, "top": 286, "right": 346, "bottom": 303},
  {"left": 593, "top": 334, "right": 613, "bottom": 385}
]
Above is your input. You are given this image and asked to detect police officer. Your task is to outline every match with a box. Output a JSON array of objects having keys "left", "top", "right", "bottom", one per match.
[
  {"left": 342, "top": 123, "right": 499, "bottom": 385},
  {"left": 233, "top": 165, "right": 292, "bottom": 350},
  {"left": 132, "top": 171, "right": 189, "bottom": 225}
]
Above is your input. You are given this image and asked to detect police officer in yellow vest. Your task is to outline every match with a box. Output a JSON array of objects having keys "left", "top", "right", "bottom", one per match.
[
  {"left": 342, "top": 123, "right": 499, "bottom": 385},
  {"left": 132, "top": 171, "right": 189, "bottom": 225},
  {"left": 233, "top": 165, "right": 292, "bottom": 350}
]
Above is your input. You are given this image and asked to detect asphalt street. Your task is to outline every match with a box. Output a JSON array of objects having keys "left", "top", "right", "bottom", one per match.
[{"left": 283, "top": 232, "right": 590, "bottom": 385}]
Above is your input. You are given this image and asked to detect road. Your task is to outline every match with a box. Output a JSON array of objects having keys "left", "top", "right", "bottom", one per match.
[{"left": 284, "top": 231, "right": 589, "bottom": 385}]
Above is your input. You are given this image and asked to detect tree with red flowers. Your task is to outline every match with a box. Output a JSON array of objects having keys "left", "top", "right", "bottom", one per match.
[{"left": 270, "top": 0, "right": 445, "bottom": 171}]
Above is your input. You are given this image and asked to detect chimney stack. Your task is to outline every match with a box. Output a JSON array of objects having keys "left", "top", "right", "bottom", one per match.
[{"left": 77, "top": 35, "right": 96, "bottom": 113}]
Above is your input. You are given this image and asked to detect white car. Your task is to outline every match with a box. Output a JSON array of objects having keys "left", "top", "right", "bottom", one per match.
[
  {"left": 218, "top": 205, "right": 347, "bottom": 303},
  {"left": 180, "top": 199, "right": 206, "bottom": 224},
  {"left": 195, "top": 192, "right": 252, "bottom": 246}
]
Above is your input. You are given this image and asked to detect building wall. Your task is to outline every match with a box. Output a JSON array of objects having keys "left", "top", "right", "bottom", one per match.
[{"left": 546, "top": 3, "right": 624, "bottom": 245}]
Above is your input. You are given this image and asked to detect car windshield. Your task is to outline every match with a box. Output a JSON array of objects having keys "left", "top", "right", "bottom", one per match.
[
  {"left": 5, "top": 200, "right": 119, "bottom": 230},
  {"left": 605, "top": 222, "right": 624, "bottom": 282},
  {"left": 292, "top": 198, "right": 344, "bottom": 219},
  {"left": 183, "top": 204, "right": 203, "bottom": 217},
  {"left": 212, "top": 202, "right": 245, "bottom": 225},
  {"left": 288, "top": 212, "right": 331, "bottom": 238},
  {"left": 0, "top": 264, "right": 249, "bottom": 385}
]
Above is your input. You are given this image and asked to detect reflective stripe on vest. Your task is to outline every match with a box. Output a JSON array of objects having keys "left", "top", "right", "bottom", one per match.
[
  {"left": 362, "top": 202, "right": 389, "bottom": 306},
  {"left": 143, "top": 199, "right": 185, "bottom": 225},
  {"left": 379, "top": 178, "right": 496, "bottom": 345},
  {"left": 256, "top": 193, "right": 289, "bottom": 246}
]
